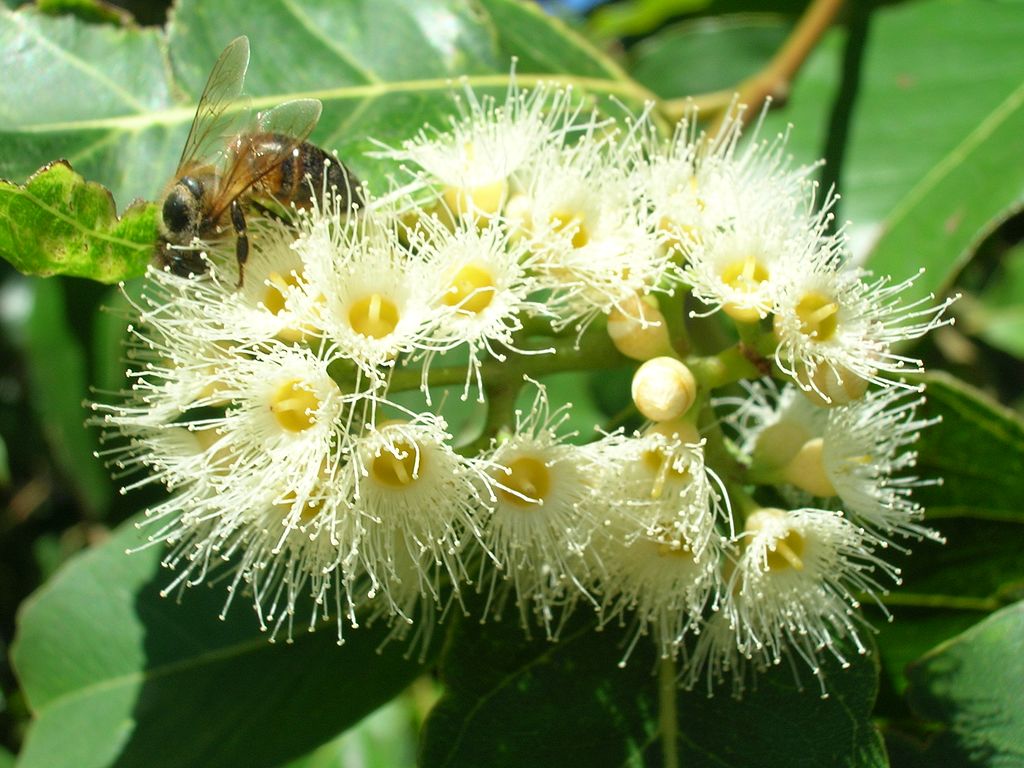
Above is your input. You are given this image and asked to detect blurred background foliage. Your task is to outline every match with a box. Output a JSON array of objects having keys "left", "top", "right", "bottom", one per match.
[{"left": 0, "top": 0, "right": 1022, "bottom": 766}]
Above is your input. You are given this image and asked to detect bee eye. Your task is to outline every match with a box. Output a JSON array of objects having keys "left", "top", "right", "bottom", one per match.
[{"left": 162, "top": 189, "right": 197, "bottom": 235}]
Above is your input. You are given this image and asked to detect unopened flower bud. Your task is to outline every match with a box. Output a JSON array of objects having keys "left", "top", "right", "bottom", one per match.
[
  {"left": 781, "top": 437, "right": 836, "bottom": 497},
  {"left": 750, "top": 420, "right": 813, "bottom": 472},
  {"left": 631, "top": 357, "right": 697, "bottom": 422},
  {"left": 607, "top": 294, "right": 674, "bottom": 361}
]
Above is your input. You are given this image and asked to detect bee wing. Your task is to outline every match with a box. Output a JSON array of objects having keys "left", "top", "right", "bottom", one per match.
[
  {"left": 176, "top": 36, "right": 251, "bottom": 172},
  {"left": 207, "top": 99, "right": 325, "bottom": 220},
  {"left": 256, "top": 98, "right": 323, "bottom": 143}
]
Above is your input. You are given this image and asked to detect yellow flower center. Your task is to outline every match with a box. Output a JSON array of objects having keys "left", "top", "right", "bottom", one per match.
[
  {"left": 641, "top": 445, "right": 692, "bottom": 499},
  {"left": 263, "top": 269, "right": 322, "bottom": 342},
  {"left": 720, "top": 255, "right": 769, "bottom": 322},
  {"left": 795, "top": 292, "right": 839, "bottom": 342},
  {"left": 658, "top": 216, "right": 699, "bottom": 254},
  {"left": 765, "top": 529, "right": 806, "bottom": 572},
  {"left": 269, "top": 379, "right": 322, "bottom": 432},
  {"left": 274, "top": 489, "right": 323, "bottom": 522},
  {"left": 442, "top": 264, "right": 496, "bottom": 314},
  {"left": 263, "top": 270, "right": 301, "bottom": 315},
  {"left": 550, "top": 209, "right": 590, "bottom": 249},
  {"left": 371, "top": 440, "right": 421, "bottom": 488},
  {"left": 497, "top": 456, "right": 551, "bottom": 507},
  {"left": 349, "top": 293, "right": 400, "bottom": 339},
  {"left": 443, "top": 179, "right": 508, "bottom": 223},
  {"left": 659, "top": 177, "right": 705, "bottom": 253}
]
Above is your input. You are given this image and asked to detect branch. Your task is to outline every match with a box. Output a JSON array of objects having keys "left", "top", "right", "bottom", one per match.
[
  {"left": 713, "top": 0, "right": 844, "bottom": 131},
  {"left": 661, "top": 0, "right": 845, "bottom": 128},
  {"left": 659, "top": 656, "right": 680, "bottom": 768}
]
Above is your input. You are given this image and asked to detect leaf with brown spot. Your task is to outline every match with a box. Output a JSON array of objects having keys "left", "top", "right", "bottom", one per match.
[{"left": 0, "top": 160, "right": 155, "bottom": 284}]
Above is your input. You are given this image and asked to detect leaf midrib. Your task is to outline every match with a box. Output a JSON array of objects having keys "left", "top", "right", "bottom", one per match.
[
  {"left": 31, "top": 624, "right": 324, "bottom": 715},
  {"left": 871, "top": 78, "right": 1024, "bottom": 246},
  {"left": 11, "top": 72, "right": 655, "bottom": 135}
]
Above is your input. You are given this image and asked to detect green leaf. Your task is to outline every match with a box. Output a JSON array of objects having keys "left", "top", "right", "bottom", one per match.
[
  {"left": 0, "top": 9, "right": 174, "bottom": 204},
  {"left": 958, "top": 242, "right": 1024, "bottom": 358},
  {"left": 421, "top": 612, "right": 886, "bottom": 768},
  {"left": 0, "top": 429, "right": 9, "bottom": 488},
  {"left": 915, "top": 372, "right": 1024, "bottom": 523},
  {"left": 478, "top": 0, "right": 632, "bottom": 81},
  {"left": 1, "top": 1, "right": 650, "bottom": 208},
  {"left": 630, "top": 14, "right": 790, "bottom": 99},
  {"left": 886, "top": 520, "right": 1024, "bottom": 609},
  {"left": 903, "top": 601, "right": 1024, "bottom": 767},
  {"left": 758, "top": 0, "right": 1024, "bottom": 301},
  {"left": 12, "top": 518, "right": 433, "bottom": 768},
  {"left": 281, "top": 696, "right": 418, "bottom": 768},
  {"left": 867, "top": 373, "right": 1024, "bottom": 693},
  {"left": 866, "top": 82, "right": 1024, "bottom": 305},
  {"left": 589, "top": 0, "right": 711, "bottom": 39},
  {"left": 23, "top": 277, "right": 113, "bottom": 517},
  {"left": 868, "top": 516, "right": 1024, "bottom": 695},
  {"left": 0, "top": 746, "right": 14, "bottom": 768},
  {"left": 869, "top": 608, "right": 982, "bottom": 700},
  {"left": 0, "top": 161, "right": 155, "bottom": 283},
  {"left": 36, "top": 0, "right": 135, "bottom": 26},
  {"left": 0, "top": 0, "right": 650, "bottom": 283}
]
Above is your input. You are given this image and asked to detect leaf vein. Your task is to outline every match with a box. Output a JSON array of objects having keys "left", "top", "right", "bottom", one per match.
[
  {"left": 0, "top": 184, "right": 149, "bottom": 250},
  {"left": 10, "top": 12, "right": 149, "bottom": 114},
  {"left": 276, "top": 0, "right": 381, "bottom": 85},
  {"left": 879, "top": 80, "right": 1024, "bottom": 237},
  {"left": 16, "top": 73, "right": 654, "bottom": 135}
]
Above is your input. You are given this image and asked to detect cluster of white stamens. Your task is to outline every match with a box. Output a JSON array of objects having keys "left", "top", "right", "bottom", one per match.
[{"left": 92, "top": 79, "right": 952, "bottom": 697}]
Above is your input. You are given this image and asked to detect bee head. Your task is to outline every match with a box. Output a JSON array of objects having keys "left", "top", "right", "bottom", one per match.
[{"left": 160, "top": 176, "right": 205, "bottom": 244}]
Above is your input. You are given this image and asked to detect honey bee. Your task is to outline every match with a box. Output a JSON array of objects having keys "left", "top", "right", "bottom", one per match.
[{"left": 156, "top": 35, "right": 361, "bottom": 284}]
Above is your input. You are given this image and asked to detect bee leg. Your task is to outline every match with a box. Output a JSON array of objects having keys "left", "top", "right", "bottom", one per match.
[{"left": 231, "top": 198, "right": 249, "bottom": 287}]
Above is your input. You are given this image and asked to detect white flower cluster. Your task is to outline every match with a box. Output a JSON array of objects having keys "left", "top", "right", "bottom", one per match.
[{"left": 93, "top": 79, "right": 952, "bottom": 695}]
